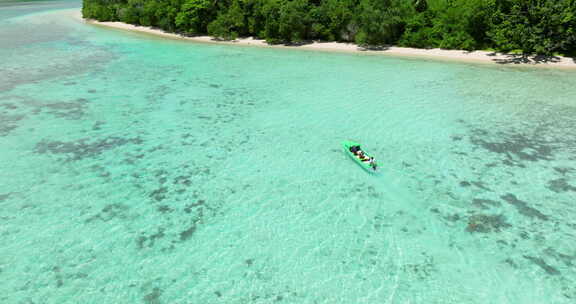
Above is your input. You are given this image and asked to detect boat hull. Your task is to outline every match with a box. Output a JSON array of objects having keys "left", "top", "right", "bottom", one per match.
[{"left": 342, "top": 141, "right": 377, "bottom": 172}]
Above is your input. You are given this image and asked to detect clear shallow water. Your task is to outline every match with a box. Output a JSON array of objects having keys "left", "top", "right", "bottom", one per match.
[{"left": 1, "top": 2, "right": 576, "bottom": 303}]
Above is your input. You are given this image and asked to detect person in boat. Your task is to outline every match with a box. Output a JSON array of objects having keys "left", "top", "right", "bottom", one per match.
[
  {"left": 349, "top": 145, "right": 361, "bottom": 154},
  {"left": 361, "top": 155, "right": 373, "bottom": 163},
  {"left": 350, "top": 145, "right": 366, "bottom": 159},
  {"left": 367, "top": 157, "right": 377, "bottom": 170},
  {"left": 358, "top": 151, "right": 370, "bottom": 161}
]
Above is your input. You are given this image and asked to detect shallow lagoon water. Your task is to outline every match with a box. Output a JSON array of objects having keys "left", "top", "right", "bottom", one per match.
[{"left": 1, "top": 1, "right": 576, "bottom": 303}]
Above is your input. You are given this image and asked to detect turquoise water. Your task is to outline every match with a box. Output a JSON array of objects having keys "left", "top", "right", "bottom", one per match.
[{"left": 1, "top": 1, "right": 576, "bottom": 303}]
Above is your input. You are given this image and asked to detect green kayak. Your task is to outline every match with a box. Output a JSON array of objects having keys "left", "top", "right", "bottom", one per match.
[{"left": 342, "top": 141, "right": 377, "bottom": 172}]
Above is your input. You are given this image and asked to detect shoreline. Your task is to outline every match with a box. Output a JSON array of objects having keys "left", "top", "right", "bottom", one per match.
[{"left": 77, "top": 12, "right": 576, "bottom": 69}]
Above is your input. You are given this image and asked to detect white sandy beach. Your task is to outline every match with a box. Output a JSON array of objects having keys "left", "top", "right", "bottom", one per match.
[{"left": 75, "top": 11, "right": 576, "bottom": 69}]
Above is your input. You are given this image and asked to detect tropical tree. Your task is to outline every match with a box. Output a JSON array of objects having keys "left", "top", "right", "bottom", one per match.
[{"left": 175, "top": 0, "right": 214, "bottom": 34}]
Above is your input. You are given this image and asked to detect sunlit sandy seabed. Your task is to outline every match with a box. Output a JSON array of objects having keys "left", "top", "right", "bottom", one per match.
[{"left": 1, "top": 1, "right": 575, "bottom": 303}]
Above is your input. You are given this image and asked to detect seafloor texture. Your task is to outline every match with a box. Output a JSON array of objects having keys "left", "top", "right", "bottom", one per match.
[{"left": 1, "top": 1, "right": 576, "bottom": 304}]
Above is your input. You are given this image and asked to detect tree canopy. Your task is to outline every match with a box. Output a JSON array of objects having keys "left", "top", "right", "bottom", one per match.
[{"left": 82, "top": 0, "right": 576, "bottom": 56}]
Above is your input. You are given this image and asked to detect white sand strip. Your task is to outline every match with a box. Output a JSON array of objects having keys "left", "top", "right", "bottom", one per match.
[{"left": 76, "top": 11, "right": 576, "bottom": 69}]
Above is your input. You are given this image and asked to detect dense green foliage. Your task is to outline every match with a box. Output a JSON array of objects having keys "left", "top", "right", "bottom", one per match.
[{"left": 83, "top": 0, "right": 576, "bottom": 55}]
